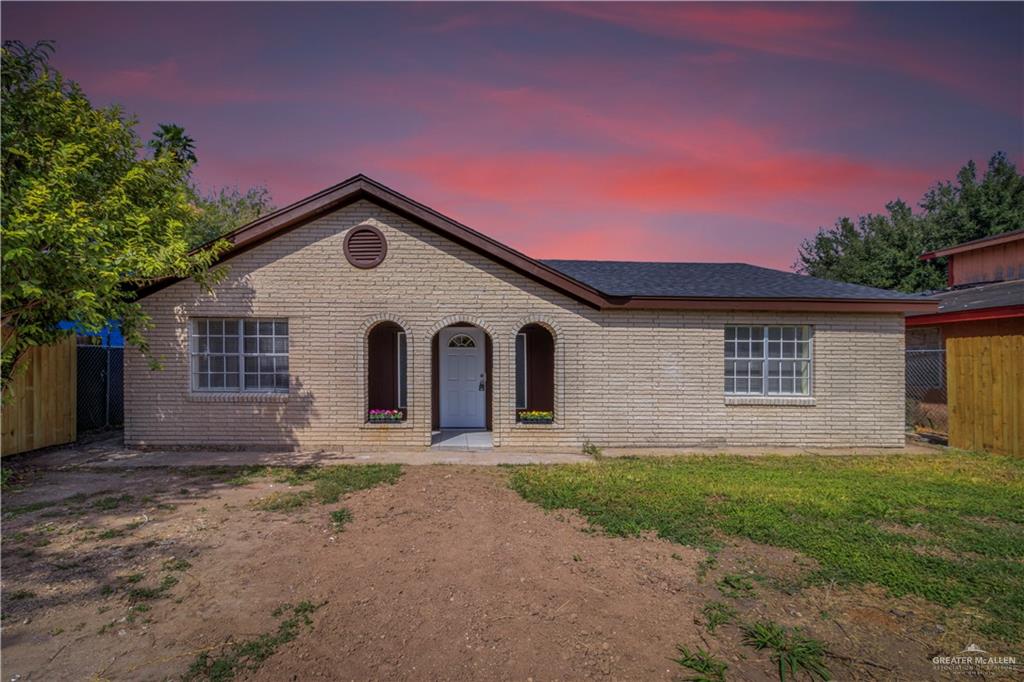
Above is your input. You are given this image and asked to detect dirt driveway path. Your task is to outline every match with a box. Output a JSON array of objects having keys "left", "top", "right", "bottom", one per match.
[{"left": 2, "top": 464, "right": 953, "bottom": 680}]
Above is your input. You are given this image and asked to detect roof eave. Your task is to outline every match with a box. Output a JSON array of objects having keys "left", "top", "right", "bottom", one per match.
[
  {"left": 604, "top": 296, "right": 940, "bottom": 314},
  {"left": 920, "top": 229, "right": 1024, "bottom": 260},
  {"left": 905, "top": 304, "right": 1024, "bottom": 326}
]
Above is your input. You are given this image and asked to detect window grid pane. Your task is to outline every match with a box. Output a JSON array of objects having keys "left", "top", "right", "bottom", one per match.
[
  {"left": 191, "top": 318, "right": 288, "bottom": 393},
  {"left": 724, "top": 325, "right": 811, "bottom": 396},
  {"left": 242, "top": 319, "right": 289, "bottom": 392}
]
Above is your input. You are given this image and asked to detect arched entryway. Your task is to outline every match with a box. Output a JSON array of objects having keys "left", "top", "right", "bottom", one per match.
[
  {"left": 366, "top": 321, "right": 408, "bottom": 421},
  {"left": 431, "top": 323, "right": 492, "bottom": 432},
  {"left": 515, "top": 323, "right": 555, "bottom": 421}
]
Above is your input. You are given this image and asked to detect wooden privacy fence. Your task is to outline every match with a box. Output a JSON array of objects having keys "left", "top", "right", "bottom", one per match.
[
  {"left": 1, "top": 335, "right": 77, "bottom": 456},
  {"left": 946, "top": 320, "right": 1024, "bottom": 456}
]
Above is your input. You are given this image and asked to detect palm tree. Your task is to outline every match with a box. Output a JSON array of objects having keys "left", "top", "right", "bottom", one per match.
[{"left": 149, "top": 123, "right": 197, "bottom": 166}]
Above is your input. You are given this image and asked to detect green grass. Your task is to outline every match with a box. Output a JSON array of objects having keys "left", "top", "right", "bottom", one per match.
[
  {"left": 741, "top": 620, "right": 831, "bottom": 681},
  {"left": 162, "top": 558, "right": 191, "bottom": 572},
  {"left": 251, "top": 491, "right": 313, "bottom": 512},
  {"left": 92, "top": 494, "right": 133, "bottom": 511},
  {"left": 184, "top": 601, "right": 323, "bottom": 681},
  {"left": 1, "top": 490, "right": 122, "bottom": 519},
  {"left": 700, "top": 601, "right": 736, "bottom": 634},
  {"left": 717, "top": 573, "right": 756, "bottom": 599},
  {"left": 7, "top": 589, "right": 35, "bottom": 601},
  {"left": 126, "top": 574, "right": 178, "bottom": 602},
  {"left": 508, "top": 452, "right": 1024, "bottom": 641},
  {"left": 250, "top": 465, "right": 403, "bottom": 512},
  {"left": 3, "top": 499, "right": 60, "bottom": 518},
  {"left": 672, "top": 645, "right": 728, "bottom": 682},
  {"left": 330, "top": 508, "right": 353, "bottom": 530}
]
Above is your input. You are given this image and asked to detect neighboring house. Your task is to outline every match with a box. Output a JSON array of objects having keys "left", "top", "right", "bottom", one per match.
[
  {"left": 126, "top": 175, "right": 935, "bottom": 451},
  {"left": 908, "top": 229, "right": 1024, "bottom": 455}
]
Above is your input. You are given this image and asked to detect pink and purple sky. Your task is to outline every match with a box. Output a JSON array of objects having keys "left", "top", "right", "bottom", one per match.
[{"left": 4, "top": 2, "right": 1022, "bottom": 269}]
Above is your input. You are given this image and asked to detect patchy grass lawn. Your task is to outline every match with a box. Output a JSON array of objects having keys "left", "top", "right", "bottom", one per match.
[
  {"left": 509, "top": 452, "right": 1024, "bottom": 642},
  {"left": 245, "top": 464, "right": 403, "bottom": 511},
  {"left": 4, "top": 453, "right": 1021, "bottom": 680}
]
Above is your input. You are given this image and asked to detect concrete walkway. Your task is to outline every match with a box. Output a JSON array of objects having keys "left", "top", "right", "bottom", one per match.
[
  {"left": 12, "top": 432, "right": 592, "bottom": 469},
  {"left": 7, "top": 431, "right": 940, "bottom": 472},
  {"left": 430, "top": 429, "right": 494, "bottom": 450}
]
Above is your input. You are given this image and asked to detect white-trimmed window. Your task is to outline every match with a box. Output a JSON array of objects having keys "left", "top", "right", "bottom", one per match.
[
  {"left": 725, "top": 325, "right": 812, "bottom": 396},
  {"left": 191, "top": 319, "right": 288, "bottom": 392},
  {"left": 514, "top": 332, "right": 527, "bottom": 409},
  {"left": 396, "top": 331, "right": 408, "bottom": 409}
]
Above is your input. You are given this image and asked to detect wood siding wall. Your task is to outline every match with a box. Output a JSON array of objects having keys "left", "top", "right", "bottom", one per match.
[
  {"left": 1, "top": 336, "right": 77, "bottom": 456},
  {"left": 946, "top": 318, "right": 1024, "bottom": 456},
  {"left": 950, "top": 240, "right": 1024, "bottom": 286}
]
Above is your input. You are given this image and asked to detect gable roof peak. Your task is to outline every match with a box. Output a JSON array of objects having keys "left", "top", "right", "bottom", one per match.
[{"left": 137, "top": 175, "right": 937, "bottom": 314}]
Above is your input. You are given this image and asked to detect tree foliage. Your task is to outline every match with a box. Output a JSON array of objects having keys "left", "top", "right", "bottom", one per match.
[
  {"left": 0, "top": 40, "right": 228, "bottom": 388},
  {"left": 796, "top": 152, "right": 1024, "bottom": 292},
  {"left": 149, "top": 123, "right": 197, "bottom": 166},
  {"left": 147, "top": 126, "right": 275, "bottom": 247},
  {"left": 190, "top": 185, "right": 275, "bottom": 248}
]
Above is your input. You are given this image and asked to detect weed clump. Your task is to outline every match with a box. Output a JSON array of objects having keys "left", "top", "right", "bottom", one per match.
[
  {"left": 185, "top": 601, "right": 325, "bottom": 681},
  {"left": 330, "top": 508, "right": 353, "bottom": 530},
  {"left": 741, "top": 620, "right": 831, "bottom": 681},
  {"left": 672, "top": 645, "right": 727, "bottom": 682},
  {"left": 700, "top": 601, "right": 736, "bottom": 634}
]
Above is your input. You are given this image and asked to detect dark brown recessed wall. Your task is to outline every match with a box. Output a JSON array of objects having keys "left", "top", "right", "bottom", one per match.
[
  {"left": 521, "top": 324, "right": 555, "bottom": 412},
  {"left": 367, "top": 322, "right": 401, "bottom": 410}
]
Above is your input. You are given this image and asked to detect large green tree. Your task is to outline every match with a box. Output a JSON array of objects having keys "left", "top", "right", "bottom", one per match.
[
  {"left": 1, "top": 41, "right": 227, "bottom": 389},
  {"left": 796, "top": 152, "right": 1024, "bottom": 292},
  {"left": 190, "top": 185, "right": 274, "bottom": 247},
  {"left": 145, "top": 126, "right": 276, "bottom": 247}
]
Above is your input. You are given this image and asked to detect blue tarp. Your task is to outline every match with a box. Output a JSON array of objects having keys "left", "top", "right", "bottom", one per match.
[{"left": 58, "top": 320, "right": 124, "bottom": 347}]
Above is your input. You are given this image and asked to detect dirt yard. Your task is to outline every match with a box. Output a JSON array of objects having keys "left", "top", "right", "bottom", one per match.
[{"left": 0, "top": 461, "right": 1008, "bottom": 681}]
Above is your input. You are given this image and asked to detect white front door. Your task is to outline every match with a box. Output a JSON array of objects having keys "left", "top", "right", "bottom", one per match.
[{"left": 439, "top": 327, "right": 486, "bottom": 428}]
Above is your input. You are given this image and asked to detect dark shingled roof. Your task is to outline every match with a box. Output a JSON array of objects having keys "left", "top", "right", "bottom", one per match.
[
  {"left": 542, "top": 260, "right": 925, "bottom": 300},
  {"left": 909, "top": 279, "right": 1024, "bottom": 316}
]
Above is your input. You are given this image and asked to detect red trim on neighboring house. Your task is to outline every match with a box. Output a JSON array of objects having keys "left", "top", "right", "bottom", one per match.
[{"left": 905, "top": 304, "right": 1024, "bottom": 327}]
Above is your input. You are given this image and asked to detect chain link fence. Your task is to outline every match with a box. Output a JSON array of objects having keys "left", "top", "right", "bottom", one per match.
[
  {"left": 906, "top": 349, "right": 947, "bottom": 435},
  {"left": 77, "top": 345, "right": 124, "bottom": 431}
]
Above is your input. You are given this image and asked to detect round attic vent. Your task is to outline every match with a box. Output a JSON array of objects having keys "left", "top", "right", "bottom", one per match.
[{"left": 344, "top": 225, "right": 387, "bottom": 269}]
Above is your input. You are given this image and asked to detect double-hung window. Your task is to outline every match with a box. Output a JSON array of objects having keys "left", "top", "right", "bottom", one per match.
[
  {"left": 191, "top": 319, "right": 289, "bottom": 392},
  {"left": 725, "top": 325, "right": 812, "bottom": 396}
]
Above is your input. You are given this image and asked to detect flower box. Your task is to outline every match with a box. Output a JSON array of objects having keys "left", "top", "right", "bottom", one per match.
[
  {"left": 368, "top": 409, "right": 404, "bottom": 423},
  {"left": 517, "top": 410, "right": 554, "bottom": 424}
]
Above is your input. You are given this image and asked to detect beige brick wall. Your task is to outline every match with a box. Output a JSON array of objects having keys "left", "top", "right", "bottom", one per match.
[{"left": 125, "top": 200, "right": 907, "bottom": 450}]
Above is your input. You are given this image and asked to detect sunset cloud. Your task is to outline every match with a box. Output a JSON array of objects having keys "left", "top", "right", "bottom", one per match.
[
  {"left": 3, "top": 1, "right": 1018, "bottom": 269},
  {"left": 557, "top": 2, "right": 1020, "bottom": 113}
]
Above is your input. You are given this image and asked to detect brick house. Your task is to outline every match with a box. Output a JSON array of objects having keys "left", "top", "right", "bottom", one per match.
[{"left": 127, "top": 175, "right": 936, "bottom": 450}]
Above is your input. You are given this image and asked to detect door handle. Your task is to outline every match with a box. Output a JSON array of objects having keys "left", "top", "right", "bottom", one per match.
[{"left": 478, "top": 373, "right": 486, "bottom": 391}]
